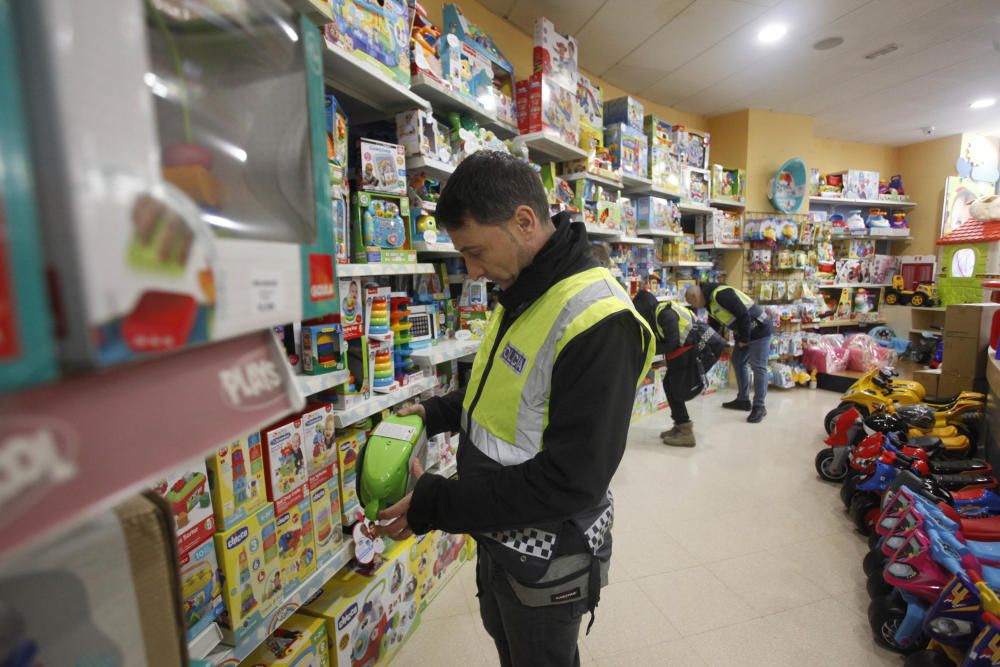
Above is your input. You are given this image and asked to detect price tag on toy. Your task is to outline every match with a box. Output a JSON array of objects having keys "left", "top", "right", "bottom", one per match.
[
  {"left": 251, "top": 270, "right": 283, "bottom": 315},
  {"left": 353, "top": 521, "right": 385, "bottom": 565}
]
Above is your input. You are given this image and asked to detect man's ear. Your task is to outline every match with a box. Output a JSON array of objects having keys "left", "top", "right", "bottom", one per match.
[{"left": 513, "top": 205, "right": 539, "bottom": 236}]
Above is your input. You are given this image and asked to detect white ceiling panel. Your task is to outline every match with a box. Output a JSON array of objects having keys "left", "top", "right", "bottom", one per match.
[
  {"left": 575, "top": 0, "right": 693, "bottom": 77},
  {"left": 504, "top": 0, "right": 605, "bottom": 37},
  {"left": 479, "top": 0, "right": 518, "bottom": 18}
]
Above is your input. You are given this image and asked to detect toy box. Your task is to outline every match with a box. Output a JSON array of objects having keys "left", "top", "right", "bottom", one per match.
[
  {"left": 368, "top": 333, "right": 397, "bottom": 394},
  {"left": 605, "top": 124, "right": 648, "bottom": 177},
  {"left": 429, "top": 531, "right": 472, "bottom": 586},
  {"left": 351, "top": 191, "right": 416, "bottom": 264},
  {"left": 301, "top": 402, "right": 337, "bottom": 483},
  {"left": 635, "top": 197, "right": 680, "bottom": 234},
  {"left": 604, "top": 96, "right": 645, "bottom": 131},
  {"left": 333, "top": 194, "right": 350, "bottom": 264},
  {"left": 711, "top": 164, "right": 746, "bottom": 204},
  {"left": 179, "top": 536, "right": 224, "bottom": 643},
  {"left": 324, "top": 0, "right": 410, "bottom": 86},
  {"left": 684, "top": 167, "right": 711, "bottom": 203},
  {"left": 330, "top": 336, "right": 371, "bottom": 409},
  {"left": 649, "top": 146, "right": 683, "bottom": 193},
  {"left": 841, "top": 169, "right": 880, "bottom": 201},
  {"left": 301, "top": 323, "right": 345, "bottom": 376},
  {"left": 335, "top": 422, "right": 368, "bottom": 527},
  {"left": 396, "top": 109, "right": 452, "bottom": 164},
  {"left": 310, "top": 473, "right": 345, "bottom": 567},
  {"left": 577, "top": 73, "right": 603, "bottom": 132},
  {"left": 241, "top": 613, "right": 330, "bottom": 667},
  {"left": 596, "top": 200, "right": 623, "bottom": 232},
  {"left": 274, "top": 492, "right": 317, "bottom": 592},
  {"left": 358, "top": 138, "right": 407, "bottom": 196},
  {"left": 440, "top": 35, "right": 496, "bottom": 109},
  {"left": 672, "top": 126, "right": 711, "bottom": 169},
  {"left": 515, "top": 72, "right": 580, "bottom": 146},
  {"left": 644, "top": 115, "right": 673, "bottom": 150},
  {"left": 339, "top": 277, "right": 365, "bottom": 340},
  {"left": 150, "top": 461, "right": 214, "bottom": 556},
  {"left": 206, "top": 432, "right": 268, "bottom": 532},
  {"left": 214, "top": 503, "right": 281, "bottom": 637},
  {"left": 262, "top": 417, "right": 309, "bottom": 507},
  {"left": 19, "top": 2, "right": 336, "bottom": 369},
  {"left": 532, "top": 17, "right": 578, "bottom": 90},
  {"left": 697, "top": 211, "right": 743, "bottom": 247},
  {"left": 301, "top": 539, "right": 419, "bottom": 667},
  {"left": 326, "top": 95, "right": 349, "bottom": 196},
  {"left": 0, "top": 5, "right": 57, "bottom": 393},
  {"left": 410, "top": 1, "right": 444, "bottom": 84},
  {"left": 441, "top": 3, "right": 515, "bottom": 116}
]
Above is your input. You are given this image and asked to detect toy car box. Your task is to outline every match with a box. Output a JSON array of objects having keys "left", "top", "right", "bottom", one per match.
[
  {"left": 604, "top": 96, "right": 645, "bottom": 131},
  {"left": 301, "top": 323, "right": 345, "bottom": 376},
  {"left": 150, "top": 461, "right": 214, "bottom": 557},
  {"left": 206, "top": 433, "right": 269, "bottom": 531},
  {"left": 214, "top": 503, "right": 282, "bottom": 639},
  {"left": 515, "top": 71, "right": 580, "bottom": 146},
  {"left": 179, "top": 536, "right": 224, "bottom": 643},
  {"left": 351, "top": 191, "right": 416, "bottom": 264},
  {"left": 310, "top": 473, "right": 345, "bottom": 567},
  {"left": 241, "top": 613, "right": 330, "bottom": 667},
  {"left": 274, "top": 492, "right": 317, "bottom": 592},
  {"left": 17, "top": 0, "right": 336, "bottom": 369},
  {"left": 605, "top": 124, "right": 648, "bottom": 178},
  {"left": 532, "top": 17, "right": 577, "bottom": 90},
  {"left": 262, "top": 417, "right": 309, "bottom": 508},
  {"left": 357, "top": 138, "right": 407, "bottom": 196},
  {"left": 324, "top": 0, "right": 410, "bottom": 86}
]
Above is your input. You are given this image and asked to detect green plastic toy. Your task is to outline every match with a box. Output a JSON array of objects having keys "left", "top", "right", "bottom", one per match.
[{"left": 357, "top": 414, "right": 428, "bottom": 521}]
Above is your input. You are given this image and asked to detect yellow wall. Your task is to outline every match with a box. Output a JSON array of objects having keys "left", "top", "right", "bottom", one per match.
[
  {"left": 898, "top": 134, "right": 962, "bottom": 258},
  {"left": 744, "top": 110, "right": 815, "bottom": 213},
  {"left": 418, "top": 0, "right": 708, "bottom": 130},
  {"left": 809, "top": 138, "right": 900, "bottom": 180},
  {"left": 707, "top": 110, "right": 749, "bottom": 169}
]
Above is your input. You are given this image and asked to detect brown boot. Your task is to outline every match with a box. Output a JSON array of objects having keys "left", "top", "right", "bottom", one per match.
[
  {"left": 660, "top": 424, "right": 680, "bottom": 439},
  {"left": 661, "top": 422, "right": 695, "bottom": 447}
]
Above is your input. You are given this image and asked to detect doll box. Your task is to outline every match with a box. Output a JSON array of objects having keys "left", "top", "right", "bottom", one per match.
[
  {"left": 324, "top": 0, "right": 410, "bottom": 86},
  {"left": 179, "top": 537, "right": 224, "bottom": 642},
  {"left": 206, "top": 432, "right": 268, "bottom": 532},
  {"left": 532, "top": 17, "right": 578, "bottom": 90},
  {"left": 241, "top": 613, "right": 330, "bottom": 667},
  {"left": 274, "top": 492, "right": 317, "bottom": 592},
  {"left": 301, "top": 402, "right": 337, "bottom": 485},
  {"left": 310, "top": 472, "right": 345, "bottom": 567},
  {"left": 150, "top": 461, "right": 215, "bottom": 556},
  {"left": 301, "top": 323, "right": 345, "bottom": 376},
  {"left": 262, "top": 417, "right": 309, "bottom": 508},
  {"left": 214, "top": 503, "right": 282, "bottom": 638},
  {"left": 603, "top": 96, "right": 645, "bottom": 132}
]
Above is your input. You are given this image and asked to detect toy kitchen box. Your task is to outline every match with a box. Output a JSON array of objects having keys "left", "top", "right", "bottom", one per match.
[
  {"left": 17, "top": 0, "right": 337, "bottom": 369},
  {"left": 351, "top": 191, "right": 416, "bottom": 264},
  {"left": 301, "top": 539, "right": 420, "bottom": 667}
]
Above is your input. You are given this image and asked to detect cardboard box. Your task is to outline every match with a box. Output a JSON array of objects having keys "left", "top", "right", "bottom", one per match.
[
  {"left": 274, "top": 493, "right": 317, "bottom": 592},
  {"left": 943, "top": 336, "right": 991, "bottom": 379},
  {"left": 324, "top": 0, "right": 410, "bottom": 86},
  {"left": 150, "top": 461, "right": 215, "bottom": 556},
  {"left": 515, "top": 71, "right": 580, "bottom": 146},
  {"left": 336, "top": 422, "right": 369, "bottom": 527},
  {"left": 938, "top": 369, "right": 988, "bottom": 397},
  {"left": 179, "top": 536, "right": 224, "bottom": 642},
  {"left": 351, "top": 191, "right": 415, "bottom": 264},
  {"left": 913, "top": 368, "right": 941, "bottom": 396},
  {"left": 532, "top": 17, "right": 578, "bottom": 90},
  {"left": 945, "top": 303, "right": 1000, "bottom": 340},
  {"left": 215, "top": 503, "right": 282, "bottom": 637},
  {"left": 301, "top": 324, "right": 345, "bottom": 376},
  {"left": 310, "top": 474, "right": 345, "bottom": 567},
  {"left": 241, "top": 613, "right": 330, "bottom": 666},
  {"left": 604, "top": 123, "right": 647, "bottom": 177},
  {"left": 302, "top": 402, "right": 338, "bottom": 486},
  {"left": 604, "top": 96, "right": 645, "bottom": 131},
  {"left": 262, "top": 417, "right": 309, "bottom": 507},
  {"left": 206, "top": 433, "right": 268, "bottom": 531}
]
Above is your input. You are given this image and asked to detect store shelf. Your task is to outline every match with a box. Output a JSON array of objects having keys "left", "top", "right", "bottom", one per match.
[
  {"left": 405, "top": 155, "right": 456, "bottom": 180},
  {"left": 677, "top": 200, "right": 714, "bottom": 215},
  {"left": 816, "top": 283, "right": 891, "bottom": 289},
  {"left": 613, "top": 235, "right": 656, "bottom": 245},
  {"left": 912, "top": 328, "right": 943, "bottom": 336},
  {"left": 409, "top": 73, "right": 518, "bottom": 139},
  {"left": 802, "top": 318, "right": 886, "bottom": 329},
  {"left": 295, "top": 369, "right": 350, "bottom": 399},
  {"left": 831, "top": 233, "right": 913, "bottom": 242},
  {"left": 559, "top": 171, "right": 624, "bottom": 190},
  {"left": 637, "top": 228, "right": 683, "bottom": 238},
  {"left": 211, "top": 539, "right": 355, "bottom": 661},
  {"left": 694, "top": 243, "right": 742, "bottom": 251},
  {"left": 584, "top": 224, "right": 626, "bottom": 239},
  {"left": 810, "top": 196, "right": 916, "bottom": 209},
  {"left": 189, "top": 621, "right": 224, "bottom": 661},
  {"left": 331, "top": 375, "right": 437, "bottom": 427},
  {"left": 662, "top": 261, "right": 714, "bottom": 268},
  {"left": 710, "top": 198, "right": 746, "bottom": 210},
  {"left": 411, "top": 339, "right": 482, "bottom": 366},
  {"left": 517, "top": 131, "right": 588, "bottom": 162},
  {"left": 624, "top": 183, "right": 682, "bottom": 200},
  {"left": 0, "top": 330, "right": 303, "bottom": 561},
  {"left": 321, "top": 41, "right": 430, "bottom": 121},
  {"left": 338, "top": 263, "right": 435, "bottom": 277},
  {"left": 622, "top": 173, "right": 653, "bottom": 189},
  {"left": 413, "top": 240, "right": 461, "bottom": 257}
]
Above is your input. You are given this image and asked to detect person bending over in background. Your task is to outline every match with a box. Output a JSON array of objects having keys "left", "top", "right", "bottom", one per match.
[
  {"left": 375, "top": 151, "right": 654, "bottom": 667},
  {"left": 685, "top": 282, "right": 772, "bottom": 423}
]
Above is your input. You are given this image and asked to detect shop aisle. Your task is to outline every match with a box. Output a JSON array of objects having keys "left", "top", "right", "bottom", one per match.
[{"left": 394, "top": 388, "right": 898, "bottom": 666}]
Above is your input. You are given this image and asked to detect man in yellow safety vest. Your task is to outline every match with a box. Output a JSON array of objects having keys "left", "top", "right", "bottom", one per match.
[{"left": 376, "top": 151, "right": 653, "bottom": 667}]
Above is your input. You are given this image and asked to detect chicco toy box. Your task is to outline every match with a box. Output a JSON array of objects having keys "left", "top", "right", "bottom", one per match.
[
  {"left": 351, "top": 191, "right": 415, "bottom": 264},
  {"left": 324, "top": 0, "right": 411, "bottom": 87},
  {"left": 179, "top": 536, "right": 224, "bottom": 642},
  {"left": 262, "top": 417, "right": 309, "bottom": 507},
  {"left": 310, "top": 475, "right": 345, "bottom": 567},
  {"left": 18, "top": 1, "right": 336, "bottom": 369},
  {"left": 336, "top": 423, "right": 368, "bottom": 527},
  {"left": 206, "top": 432, "right": 268, "bottom": 531},
  {"left": 275, "top": 493, "right": 317, "bottom": 592},
  {"left": 242, "top": 613, "right": 330, "bottom": 667},
  {"left": 302, "top": 402, "right": 338, "bottom": 485},
  {"left": 150, "top": 461, "right": 215, "bottom": 556},
  {"left": 301, "top": 540, "right": 419, "bottom": 667},
  {"left": 214, "top": 503, "right": 281, "bottom": 638}
]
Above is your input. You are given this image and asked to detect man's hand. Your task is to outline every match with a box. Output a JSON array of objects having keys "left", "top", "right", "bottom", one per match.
[
  {"left": 376, "top": 457, "right": 425, "bottom": 540},
  {"left": 396, "top": 402, "right": 426, "bottom": 419}
]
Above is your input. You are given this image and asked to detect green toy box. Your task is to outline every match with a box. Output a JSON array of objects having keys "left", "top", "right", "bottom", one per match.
[
  {"left": 214, "top": 503, "right": 281, "bottom": 639},
  {"left": 351, "top": 191, "right": 415, "bottom": 264}
]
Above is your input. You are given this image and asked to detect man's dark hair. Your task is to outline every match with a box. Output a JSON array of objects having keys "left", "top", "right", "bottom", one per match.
[{"left": 435, "top": 151, "right": 550, "bottom": 231}]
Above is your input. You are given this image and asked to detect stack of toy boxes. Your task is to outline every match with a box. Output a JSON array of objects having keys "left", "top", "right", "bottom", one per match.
[
  {"left": 150, "top": 462, "right": 222, "bottom": 642},
  {"left": 19, "top": 0, "right": 337, "bottom": 369},
  {"left": 396, "top": 109, "right": 454, "bottom": 166},
  {"left": 711, "top": 165, "right": 746, "bottom": 205},
  {"left": 329, "top": 276, "right": 369, "bottom": 409},
  {"left": 302, "top": 539, "right": 420, "bottom": 667},
  {"left": 635, "top": 197, "right": 681, "bottom": 235},
  {"left": 240, "top": 613, "right": 330, "bottom": 666},
  {"left": 696, "top": 210, "right": 743, "bottom": 247},
  {"left": 324, "top": 0, "right": 410, "bottom": 86},
  {"left": 300, "top": 402, "right": 345, "bottom": 568},
  {"left": 644, "top": 114, "right": 683, "bottom": 194},
  {"left": 515, "top": 17, "right": 580, "bottom": 146},
  {"left": 335, "top": 420, "right": 370, "bottom": 527},
  {"left": 604, "top": 97, "right": 648, "bottom": 178},
  {"left": 671, "top": 126, "right": 711, "bottom": 201},
  {"left": 262, "top": 415, "right": 317, "bottom": 593},
  {"left": 327, "top": 95, "right": 350, "bottom": 265},
  {"left": 441, "top": 4, "right": 516, "bottom": 122}
]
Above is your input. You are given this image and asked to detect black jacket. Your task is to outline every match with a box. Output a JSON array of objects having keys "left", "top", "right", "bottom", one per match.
[
  {"left": 407, "top": 216, "right": 648, "bottom": 559},
  {"left": 632, "top": 290, "right": 685, "bottom": 358},
  {"left": 701, "top": 282, "right": 772, "bottom": 343}
]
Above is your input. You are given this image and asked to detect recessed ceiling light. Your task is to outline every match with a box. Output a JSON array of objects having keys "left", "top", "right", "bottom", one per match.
[
  {"left": 970, "top": 98, "right": 996, "bottom": 110},
  {"left": 758, "top": 23, "right": 787, "bottom": 44},
  {"left": 813, "top": 37, "right": 844, "bottom": 51}
]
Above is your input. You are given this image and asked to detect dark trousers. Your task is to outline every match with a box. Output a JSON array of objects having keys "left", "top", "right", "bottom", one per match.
[
  {"left": 477, "top": 548, "right": 587, "bottom": 667},
  {"left": 732, "top": 335, "right": 771, "bottom": 408},
  {"left": 662, "top": 375, "right": 690, "bottom": 424}
]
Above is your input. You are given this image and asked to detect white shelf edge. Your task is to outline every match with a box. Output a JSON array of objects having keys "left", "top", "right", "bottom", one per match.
[
  {"left": 622, "top": 174, "right": 653, "bottom": 188},
  {"left": 321, "top": 41, "right": 430, "bottom": 115},
  {"left": 693, "top": 243, "right": 742, "bottom": 251},
  {"left": 189, "top": 621, "right": 224, "bottom": 660},
  {"left": 413, "top": 241, "right": 461, "bottom": 256},
  {"left": 405, "top": 156, "right": 456, "bottom": 179},
  {"left": 677, "top": 202, "right": 714, "bottom": 215},
  {"left": 584, "top": 224, "right": 626, "bottom": 239},
  {"left": 337, "top": 263, "right": 436, "bottom": 277},
  {"left": 637, "top": 229, "right": 683, "bottom": 238},
  {"left": 612, "top": 235, "right": 656, "bottom": 245},
  {"left": 295, "top": 369, "right": 350, "bottom": 399},
  {"left": 559, "top": 171, "right": 624, "bottom": 189},
  {"left": 518, "top": 131, "right": 589, "bottom": 162},
  {"left": 662, "top": 261, "right": 714, "bottom": 268},
  {"left": 411, "top": 339, "right": 482, "bottom": 366},
  {"left": 332, "top": 375, "right": 437, "bottom": 427},
  {"left": 809, "top": 195, "right": 916, "bottom": 208},
  {"left": 831, "top": 234, "right": 912, "bottom": 242},
  {"left": 816, "top": 283, "right": 891, "bottom": 289},
  {"left": 709, "top": 198, "right": 746, "bottom": 209}
]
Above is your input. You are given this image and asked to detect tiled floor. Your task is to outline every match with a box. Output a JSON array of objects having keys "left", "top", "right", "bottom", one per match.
[{"left": 394, "top": 389, "right": 898, "bottom": 666}]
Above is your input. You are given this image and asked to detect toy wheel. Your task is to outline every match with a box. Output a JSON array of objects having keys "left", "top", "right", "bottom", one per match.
[
  {"left": 815, "top": 449, "right": 848, "bottom": 483},
  {"left": 885, "top": 292, "right": 899, "bottom": 305},
  {"left": 911, "top": 294, "right": 926, "bottom": 307},
  {"left": 841, "top": 473, "right": 861, "bottom": 510},
  {"left": 867, "top": 530, "right": 881, "bottom": 550},
  {"left": 824, "top": 403, "right": 853, "bottom": 434},
  {"left": 869, "top": 593, "right": 925, "bottom": 654},
  {"left": 866, "top": 567, "right": 893, "bottom": 599},
  {"left": 850, "top": 494, "right": 880, "bottom": 536},
  {"left": 862, "top": 549, "right": 888, "bottom": 578},
  {"left": 903, "top": 649, "right": 955, "bottom": 667}
]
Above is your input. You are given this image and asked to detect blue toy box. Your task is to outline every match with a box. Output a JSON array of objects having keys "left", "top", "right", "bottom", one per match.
[
  {"left": 604, "top": 96, "right": 645, "bottom": 132},
  {"left": 324, "top": 0, "right": 410, "bottom": 86},
  {"left": 605, "top": 123, "right": 648, "bottom": 177}
]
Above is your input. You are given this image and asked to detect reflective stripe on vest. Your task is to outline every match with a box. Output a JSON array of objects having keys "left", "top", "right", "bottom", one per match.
[
  {"left": 654, "top": 301, "right": 694, "bottom": 344},
  {"left": 462, "top": 267, "right": 654, "bottom": 467},
  {"left": 708, "top": 285, "right": 764, "bottom": 328}
]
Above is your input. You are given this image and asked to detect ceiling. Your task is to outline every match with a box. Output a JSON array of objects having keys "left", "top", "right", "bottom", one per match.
[{"left": 479, "top": 0, "right": 1000, "bottom": 146}]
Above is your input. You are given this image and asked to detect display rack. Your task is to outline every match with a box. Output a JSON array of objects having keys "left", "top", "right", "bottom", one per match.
[
  {"left": 584, "top": 223, "right": 626, "bottom": 239},
  {"left": 295, "top": 369, "right": 351, "bottom": 400},
  {"left": 412, "top": 240, "right": 462, "bottom": 257},
  {"left": 810, "top": 196, "right": 916, "bottom": 209},
  {"left": 662, "top": 260, "right": 713, "bottom": 268},
  {"left": 321, "top": 41, "right": 430, "bottom": 121},
  {"left": 560, "top": 171, "right": 623, "bottom": 190},
  {"left": 709, "top": 198, "right": 746, "bottom": 210},
  {"left": 338, "top": 263, "right": 436, "bottom": 277},
  {"left": 518, "top": 131, "right": 588, "bottom": 162},
  {"left": 411, "top": 339, "right": 481, "bottom": 366},
  {"left": 409, "top": 73, "right": 519, "bottom": 139},
  {"left": 638, "top": 229, "right": 683, "bottom": 238},
  {"left": 405, "top": 155, "right": 456, "bottom": 180},
  {"left": 615, "top": 235, "right": 656, "bottom": 246},
  {"left": 331, "top": 374, "right": 437, "bottom": 428},
  {"left": 694, "top": 243, "right": 741, "bottom": 251}
]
